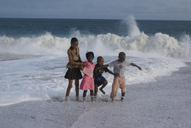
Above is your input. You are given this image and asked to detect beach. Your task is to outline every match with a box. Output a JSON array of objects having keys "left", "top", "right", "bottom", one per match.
[
  {"left": 0, "top": 1, "right": 191, "bottom": 128},
  {"left": 0, "top": 63, "right": 190, "bottom": 128}
]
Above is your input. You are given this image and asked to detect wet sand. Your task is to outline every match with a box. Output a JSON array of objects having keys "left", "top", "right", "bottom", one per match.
[{"left": 0, "top": 63, "right": 191, "bottom": 128}]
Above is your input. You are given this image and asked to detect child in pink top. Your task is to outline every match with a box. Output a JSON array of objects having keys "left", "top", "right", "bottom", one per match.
[{"left": 80, "top": 51, "right": 95, "bottom": 101}]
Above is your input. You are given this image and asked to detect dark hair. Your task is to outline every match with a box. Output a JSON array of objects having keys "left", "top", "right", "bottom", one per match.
[
  {"left": 97, "top": 56, "right": 103, "bottom": 63},
  {"left": 70, "top": 37, "right": 78, "bottom": 45},
  {"left": 86, "top": 51, "right": 94, "bottom": 59},
  {"left": 119, "top": 52, "right": 126, "bottom": 57}
]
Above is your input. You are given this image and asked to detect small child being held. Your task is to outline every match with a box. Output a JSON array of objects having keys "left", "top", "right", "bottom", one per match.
[
  {"left": 80, "top": 51, "right": 95, "bottom": 102},
  {"left": 94, "top": 56, "right": 116, "bottom": 97}
]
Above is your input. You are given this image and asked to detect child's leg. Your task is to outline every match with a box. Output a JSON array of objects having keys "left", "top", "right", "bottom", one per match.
[
  {"left": 83, "top": 90, "right": 87, "bottom": 101},
  {"left": 90, "top": 90, "right": 94, "bottom": 102},
  {"left": 65, "top": 80, "right": 73, "bottom": 100},
  {"left": 75, "top": 79, "right": 79, "bottom": 101},
  {"left": 94, "top": 85, "right": 98, "bottom": 96},
  {"left": 83, "top": 90, "right": 87, "bottom": 97},
  {"left": 100, "top": 80, "right": 108, "bottom": 94},
  {"left": 110, "top": 77, "right": 119, "bottom": 100},
  {"left": 119, "top": 77, "right": 126, "bottom": 101}
]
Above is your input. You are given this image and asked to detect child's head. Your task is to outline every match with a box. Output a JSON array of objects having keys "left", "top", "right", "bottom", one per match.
[
  {"left": 70, "top": 37, "right": 78, "bottom": 49},
  {"left": 97, "top": 56, "right": 104, "bottom": 65},
  {"left": 86, "top": 51, "right": 94, "bottom": 62},
  {"left": 118, "top": 52, "right": 126, "bottom": 62}
]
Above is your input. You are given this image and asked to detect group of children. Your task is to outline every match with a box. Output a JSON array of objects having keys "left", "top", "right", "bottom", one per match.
[{"left": 64, "top": 37, "right": 142, "bottom": 102}]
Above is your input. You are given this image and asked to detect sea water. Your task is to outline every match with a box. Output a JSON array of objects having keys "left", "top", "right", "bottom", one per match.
[{"left": 0, "top": 17, "right": 190, "bottom": 106}]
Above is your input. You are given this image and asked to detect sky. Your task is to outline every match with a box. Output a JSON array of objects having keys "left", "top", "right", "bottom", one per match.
[{"left": 0, "top": 0, "right": 191, "bottom": 20}]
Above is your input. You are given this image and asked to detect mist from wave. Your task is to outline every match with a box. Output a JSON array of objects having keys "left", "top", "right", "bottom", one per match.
[{"left": 0, "top": 32, "right": 190, "bottom": 58}]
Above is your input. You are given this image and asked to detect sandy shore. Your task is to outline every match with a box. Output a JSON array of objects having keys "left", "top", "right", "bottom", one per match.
[{"left": 0, "top": 63, "right": 191, "bottom": 128}]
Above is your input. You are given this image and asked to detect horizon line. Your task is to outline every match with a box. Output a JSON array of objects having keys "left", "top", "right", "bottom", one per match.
[{"left": 0, "top": 17, "right": 191, "bottom": 22}]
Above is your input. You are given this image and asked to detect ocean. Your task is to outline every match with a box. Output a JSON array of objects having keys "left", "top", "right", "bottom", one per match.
[{"left": 0, "top": 17, "right": 190, "bottom": 106}]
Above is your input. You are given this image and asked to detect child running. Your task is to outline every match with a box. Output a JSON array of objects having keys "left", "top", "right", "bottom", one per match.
[
  {"left": 109, "top": 52, "right": 142, "bottom": 102},
  {"left": 80, "top": 51, "right": 95, "bottom": 102},
  {"left": 94, "top": 56, "right": 115, "bottom": 97},
  {"left": 65, "top": 37, "right": 83, "bottom": 101}
]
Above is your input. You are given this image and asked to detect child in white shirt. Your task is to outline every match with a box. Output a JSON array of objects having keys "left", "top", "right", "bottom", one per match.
[{"left": 109, "top": 52, "right": 142, "bottom": 101}]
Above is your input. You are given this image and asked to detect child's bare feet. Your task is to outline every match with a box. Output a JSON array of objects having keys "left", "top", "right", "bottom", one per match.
[{"left": 121, "top": 96, "right": 125, "bottom": 102}]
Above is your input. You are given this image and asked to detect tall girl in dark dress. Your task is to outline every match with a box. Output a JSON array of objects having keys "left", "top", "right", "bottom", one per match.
[{"left": 65, "top": 37, "right": 83, "bottom": 101}]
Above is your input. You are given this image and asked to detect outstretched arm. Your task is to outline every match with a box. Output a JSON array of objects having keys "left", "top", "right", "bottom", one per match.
[
  {"left": 107, "top": 69, "right": 119, "bottom": 77},
  {"left": 130, "top": 63, "right": 142, "bottom": 70},
  {"left": 107, "top": 68, "right": 115, "bottom": 75},
  {"left": 104, "top": 66, "right": 119, "bottom": 77}
]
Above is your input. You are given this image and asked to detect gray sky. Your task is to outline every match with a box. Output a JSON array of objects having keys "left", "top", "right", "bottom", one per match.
[{"left": 0, "top": 0, "right": 190, "bottom": 20}]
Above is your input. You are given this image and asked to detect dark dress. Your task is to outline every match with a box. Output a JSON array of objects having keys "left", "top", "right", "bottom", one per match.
[{"left": 65, "top": 67, "right": 82, "bottom": 80}]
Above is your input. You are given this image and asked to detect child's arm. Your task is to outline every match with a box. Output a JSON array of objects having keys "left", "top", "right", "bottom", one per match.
[
  {"left": 68, "top": 50, "right": 83, "bottom": 66},
  {"left": 106, "top": 68, "right": 115, "bottom": 75},
  {"left": 107, "top": 60, "right": 116, "bottom": 68},
  {"left": 94, "top": 64, "right": 109, "bottom": 71},
  {"left": 130, "top": 63, "right": 142, "bottom": 70},
  {"left": 77, "top": 47, "right": 82, "bottom": 63},
  {"left": 107, "top": 69, "right": 119, "bottom": 77},
  {"left": 78, "top": 62, "right": 86, "bottom": 70},
  {"left": 104, "top": 66, "right": 119, "bottom": 77}
]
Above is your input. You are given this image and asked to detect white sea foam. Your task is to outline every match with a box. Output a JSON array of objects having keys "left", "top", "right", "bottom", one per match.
[
  {"left": 0, "top": 31, "right": 189, "bottom": 58},
  {"left": 0, "top": 17, "right": 190, "bottom": 106}
]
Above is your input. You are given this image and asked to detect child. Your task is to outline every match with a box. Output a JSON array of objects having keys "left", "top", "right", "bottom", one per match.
[
  {"left": 65, "top": 37, "right": 83, "bottom": 101},
  {"left": 94, "top": 56, "right": 115, "bottom": 97},
  {"left": 109, "top": 52, "right": 142, "bottom": 101},
  {"left": 80, "top": 51, "right": 95, "bottom": 102}
]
